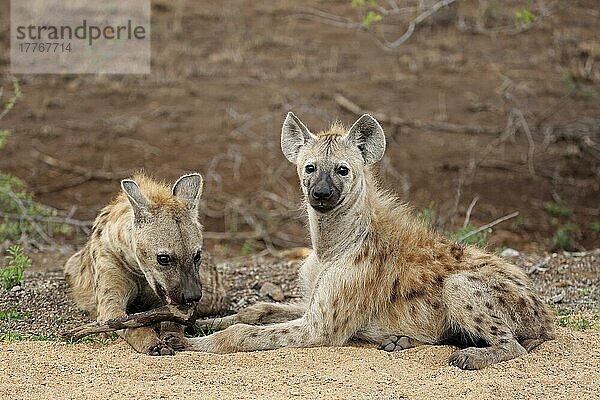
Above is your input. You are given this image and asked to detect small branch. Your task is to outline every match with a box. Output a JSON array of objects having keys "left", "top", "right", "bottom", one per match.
[
  {"left": 458, "top": 211, "right": 520, "bottom": 242},
  {"left": 463, "top": 195, "right": 479, "bottom": 228},
  {"left": 33, "top": 149, "right": 125, "bottom": 181},
  {"left": 382, "top": 0, "right": 458, "bottom": 49},
  {"left": 0, "top": 211, "right": 92, "bottom": 228},
  {"left": 335, "top": 93, "right": 502, "bottom": 135},
  {"left": 0, "top": 187, "right": 55, "bottom": 245},
  {"left": 61, "top": 304, "right": 200, "bottom": 342},
  {"left": 203, "top": 231, "right": 265, "bottom": 240}
]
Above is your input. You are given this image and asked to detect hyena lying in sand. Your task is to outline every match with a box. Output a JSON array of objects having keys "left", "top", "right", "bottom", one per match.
[
  {"left": 65, "top": 173, "right": 224, "bottom": 355},
  {"left": 182, "top": 113, "right": 554, "bottom": 369}
]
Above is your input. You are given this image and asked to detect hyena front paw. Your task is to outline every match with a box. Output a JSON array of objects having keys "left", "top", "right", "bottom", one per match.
[
  {"left": 148, "top": 341, "right": 175, "bottom": 356},
  {"left": 162, "top": 332, "right": 191, "bottom": 351},
  {"left": 448, "top": 347, "right": 489, "bottom": 370},
  {"left": 378, "top": 335, "right": 421, "bottom": 352}
]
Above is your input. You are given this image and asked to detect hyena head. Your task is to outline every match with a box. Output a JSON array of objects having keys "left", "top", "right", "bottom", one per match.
[
  {"left": 281, "top": 112, "right": 386, "bottom": 213},
  {"left": 121, "top": 173, "right": 204, "bottom": 305}
]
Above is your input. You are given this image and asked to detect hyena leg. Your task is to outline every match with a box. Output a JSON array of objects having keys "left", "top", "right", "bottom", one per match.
[
  {"left": 443, "top": 273, "right": 526, "bottom": 370},
  {"left": 183, "top": 271, "right": 369, "bottom": 353},
  {"left": 196, "top": 302, "right": 306, "bottom": 331},
  {"left": 159, "top": 322, "right": 186, "bottom": 351},
  {"left": 95, "top": 263, "right": 174, "bottom": 356}
]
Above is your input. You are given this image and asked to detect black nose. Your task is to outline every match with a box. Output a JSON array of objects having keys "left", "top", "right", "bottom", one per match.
[
  {"left": 311, "top": 187, "right": 333, "bottom": 200},
  {"left": 181, "top": 292, "right": 202, "bottom": 304}
]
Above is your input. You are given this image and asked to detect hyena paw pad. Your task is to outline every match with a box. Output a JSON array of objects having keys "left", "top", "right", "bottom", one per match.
[
  {"left": 378, "top": 335, "right": 417, "bottom": 352},
  {"left": 148, "top": 341, "right": 175, "bottom": 356},
  {"left": 448, "top": 348, "right": 490, "bottom": 370}
]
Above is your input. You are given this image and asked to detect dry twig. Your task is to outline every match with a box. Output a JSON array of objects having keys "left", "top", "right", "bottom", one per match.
[
  {"left": 61, "top": 304, "right": 200, "bottom": 342},
  {"left": 335, "top": 93, "right": 502, "bottom": 135},
  {"left": 458, "top": 211, "right": 519, "bottom": 242}
]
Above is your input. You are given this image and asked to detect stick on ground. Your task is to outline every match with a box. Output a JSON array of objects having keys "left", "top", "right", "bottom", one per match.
[
  {"left": 61, "top": 304, "right": 200, "bottom": 342},
  {"left": 334, "top": 93, "right": 503, "bottom": 136}
]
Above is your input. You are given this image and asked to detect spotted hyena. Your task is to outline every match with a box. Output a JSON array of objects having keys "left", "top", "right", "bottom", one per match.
[
  {"left": 65, "top": 173, "right": 224, "bottom": 355},
  {"left": 181, "top": 113, "right": 554, "bottom": 369}
]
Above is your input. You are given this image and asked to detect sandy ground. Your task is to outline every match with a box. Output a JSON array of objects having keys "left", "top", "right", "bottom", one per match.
[{"left": 1, "top": 327, "right": 598, "bottom": 400}]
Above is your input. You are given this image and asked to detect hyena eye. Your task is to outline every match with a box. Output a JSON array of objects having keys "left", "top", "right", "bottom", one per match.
[
  {"left": 156, "top": 254, "right": 172, "bottom": 266},
  {"left": 305, "top": 164, "right": 316, "bottom": 174},
  {"left": 193, "top": 250, "right": 202, "bottom": 265},
  {"left": 337, "top": 166, "right": 349, "bottom": 176}
]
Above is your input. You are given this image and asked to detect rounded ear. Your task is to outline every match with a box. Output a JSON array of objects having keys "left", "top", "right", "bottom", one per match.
[
  {"left": 345, "top": 114, "right": 386, "bottom": 165},
  {"left": 172, "top": 173, "right": 203, "bottom": 211},
  {"left": 121, "top": 179, "right": 150, "bottom": 221},
  {"left": 281, "top": 112, "right": 316, "bottom": 164}
]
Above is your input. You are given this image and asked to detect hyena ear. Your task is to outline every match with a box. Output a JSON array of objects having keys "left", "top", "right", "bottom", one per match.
[
  {"left": 172, "top": 173, "right": 203, "bottom": 212},
  {"left": 121, "top": 179, "right": 150, "bottom": 221},
  {"left": 281, "top": 112, "right": 316, "bottom": 164},
  {"left": 345, "top": 114, "right": 386, "bottom": 165}
]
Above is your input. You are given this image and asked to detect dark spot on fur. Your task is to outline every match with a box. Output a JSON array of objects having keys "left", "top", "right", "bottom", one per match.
[
  {"left": 490, "top": 325, "right": 499, "bottom": 333},
  {"left": 450, "top": 244, "right": 463, "bottom": 261},
  {"left": 498, "top": 297, "right": 507, "bottom": 306},
  {"left": 499, "top": 338, "right": 510, "bottom": 344},
  {"left": 405, "top": 288, "right": 426, "bottom": 301},
  {"left": 279, "top": 328, "right": 290, "bottom": 335},
  {"left": 410, "top": 304, "right": 417, "bottom": 315},
  {"left": 517, "top": 297, "right": 527, "bottom": 308},
  {"left": 492, "top": 284, "right": 509, "bottom": 293},
  {"left": 331, "top": 309, "right": 338, "bottom": 323},
  {"left": 474, "top": 290, "right": 483, "bottom": 297},
  {"left": 478, "top": 263, "right": 489, "bottom": 268},
  {"left": 485, "top": 302, "right": 493, "bottom": 310},
  {"left": 389, "top": 278, "right": 400, "bottom": 303},
  {"left": 431, "top": 301, "right": 441, "bottom": 310},
  {"left": 465, "top": 304, "right": 474, "bottom": 311},
  {"left": 467, "top": 275, "right": 480, "bottom": 282},
  {"left": 474, "top": 316, "right": 483, "bottom": 324}
]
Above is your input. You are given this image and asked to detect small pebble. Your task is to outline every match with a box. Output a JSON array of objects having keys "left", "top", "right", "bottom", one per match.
[
  {"left": 500, "top": 248, "right": 520, "bottom": 258},
  {"left": 259, "top": 282, "right": 285, "bottom": 301}
]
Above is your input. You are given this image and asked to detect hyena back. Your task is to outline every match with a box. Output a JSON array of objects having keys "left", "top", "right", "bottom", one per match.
[
  {"left": 186, "top": 113, "right": 554, "bottom": 369},
  {"left": 65, "top": 173, "right": 224, "bottom": 355}
]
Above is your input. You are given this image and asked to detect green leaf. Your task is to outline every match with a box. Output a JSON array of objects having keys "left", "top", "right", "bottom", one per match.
[{"left": 362, "top": 10, "right": 382, "bottom": 28}]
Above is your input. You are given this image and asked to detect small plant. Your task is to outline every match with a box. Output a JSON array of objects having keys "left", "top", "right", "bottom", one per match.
[
  {"left": 362, "top": 10, "right": 382, "bottom": 27},
  {"left": 555, "top": 310, "right": 599, "bottom": 331},
  {"left": 514, "top": 7, "right": 535, "bottom": 29},
  {"left": 350, "top": 0, "right": 382, "bottom": 28},
  {"left": 543, "top": 201, "right": 572, "bottom": 218},
  {"left": 591, "top": 222, "right": 600, "bottom": 233},
  {"left": 240, "top": 239, "right": 254, "bottom": 256},
  {"left": 0, "top": 309, "right": 27, "bottom": 321},
  {"left": 450, "top": 224, "right": 490, "bottom": 248},
  {"left": 562, "top": 71, "right": 600, "bottom": 99},
  {"left": 552, "top": 223, "right": 578, "bottom": 251},
  {"left": 417, "top": 207, "right": 437, "bottom": 227},
  {"left": 193, "top": 323, "right": 220, "bottom": 337},
  {"left": 0, "top": 245, "right": 31, "bottom": 289}
]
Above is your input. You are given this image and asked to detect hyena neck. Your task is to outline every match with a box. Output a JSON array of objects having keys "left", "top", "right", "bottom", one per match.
[
  {"left": 106, "top": 209, "right": 145, "bottom": 278},
  {"left": 307, "top": 175, "right": 374, "bottom": 261}
]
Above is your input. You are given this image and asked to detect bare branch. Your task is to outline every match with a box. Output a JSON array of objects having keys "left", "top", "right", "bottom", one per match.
[
  {"left": 463, "top": 196, "right": 479, "bottom": 228},
  {"left": 61, "top": 304, "right": 200, "bottom": 342},
  {"left": 458, "top": 211, "right": 520, "bottom": 242},
  {"left": 335, "top": 93, "right": 503, "bottom": 135}
]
